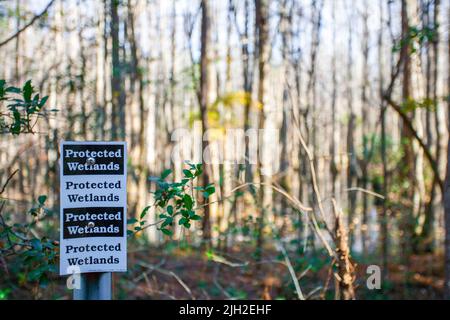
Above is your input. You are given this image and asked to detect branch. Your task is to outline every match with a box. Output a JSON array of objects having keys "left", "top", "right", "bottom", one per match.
[
  {"left": 274, "top": 236, "right": 305, "bottom": 300},
  {"left": 230, "top": 182, "right": 336, "bottom": 258},
  {"left": 137, "top": 261, "right": 195, "bottom": 299},
  {"left": 0, "top": 169, "right": 18, "bottom": 195},
  {"left": 344, "top": 187, "right": 385, "bottom": 199},
  {"left": 383, "top": 95, "right": 444, "bottom": 194},
  {"left": 0, "top": 0, "right": 56, "bottom": 47},
  {"left": 381, "top": 35, "right": 444, "bottom": 195},
  {"left": 230, "top": 182, "right": 313, "bottom": 212}
]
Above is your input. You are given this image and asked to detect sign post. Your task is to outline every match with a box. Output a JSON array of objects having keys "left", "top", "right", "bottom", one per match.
[
  {"left": 59, "top": 141, "right": 127, "bottom": 300},
  {"left": 73, "top": 272, "right": 112, "bottom": 300}
]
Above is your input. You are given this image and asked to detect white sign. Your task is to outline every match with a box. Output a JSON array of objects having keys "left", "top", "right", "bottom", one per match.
[{"left": 59, "top": 141, "right": 127, "bottom": 275}]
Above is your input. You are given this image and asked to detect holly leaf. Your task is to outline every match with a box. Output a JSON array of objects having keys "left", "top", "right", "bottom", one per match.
[
  {"left": 37, "top": 195, "right": 47, "bottom": 206},
  {"left": 160, "top": 169, "right": 172, "bottom": 180},
  {"left": 183, "top": 194, "right": 193, "bottom": 210},
  {"left": 161, "top": 228, "right": 173, "bottom": 236}
]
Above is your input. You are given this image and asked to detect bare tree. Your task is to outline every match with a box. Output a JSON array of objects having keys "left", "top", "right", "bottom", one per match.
[
  {"left": 200, "top": 0, "right": 213, "bottom": 247},
  {"left": 254, "top": 0, "right": 270, "bottom": 261}
]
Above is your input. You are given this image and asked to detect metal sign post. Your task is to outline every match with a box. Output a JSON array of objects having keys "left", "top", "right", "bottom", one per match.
[
  {"left": 59, "top": 141, "right": 127, "bottom": 300},
  {"left": 74, "top": 272, "right": 112, "bottom": 300}
]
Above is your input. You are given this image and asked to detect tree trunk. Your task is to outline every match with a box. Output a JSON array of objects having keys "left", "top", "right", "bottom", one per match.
[
  {"left": 445, "top": 138, "right": 450, "bottom": 298},
  {"left": 444, "top": 5, "right": 450, "bottom": 298},
  {"left": 346, "top": 3, "right": 357, "bottom": 249},
  {"left": 400, "top": 0, "right": 415, "bottom": 262},
  {"left": 200, "top": 0, "right": 212, "bottom": 247},
  {"left": 110, "top": 0, "right": 121, "bottom": 140},
  {"left": 254, "top": 0, "right": 270, "bottom": 262}
]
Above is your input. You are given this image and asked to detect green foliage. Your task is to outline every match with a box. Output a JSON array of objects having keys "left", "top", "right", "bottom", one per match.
[
  {"left": 127, "top": 162, "right": 215, "bottom": 237},
  {"left": 0, "top": 195, "right": 58, "bottom": 287},
  {"left": 0, "top": 79, "right": 50, "bottom": 134},
  {"left": 393, "top": 24, "right": 438, "bottom": 54},
  {"left": 0, "top": 79, "right": 56, "bottom": 293},
  {"left": 400, "top": 97, "right": 437, "bottom": 113}
]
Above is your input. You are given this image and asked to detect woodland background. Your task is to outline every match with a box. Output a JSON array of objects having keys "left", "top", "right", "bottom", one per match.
[{"left": 0, "top": 0, "right": 450, "bottom": 300}]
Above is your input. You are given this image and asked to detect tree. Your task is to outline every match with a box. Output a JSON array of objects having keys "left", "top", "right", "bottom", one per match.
[
  {"left": 200, "top": 0, "right": 212, "bottom": 247},
  {"left": 254, "top": 0, "right": 270, "bottom": 261},
  {"left": 110, "top": 0, "right": 125, "bottom": 140}
]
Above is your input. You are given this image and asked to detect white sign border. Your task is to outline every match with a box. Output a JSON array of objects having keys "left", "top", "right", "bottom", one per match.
[{"left": 59, "top": 140, "right": 128, "bottom": 275}]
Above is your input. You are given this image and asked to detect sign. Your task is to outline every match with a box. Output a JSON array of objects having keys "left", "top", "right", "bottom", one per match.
[{"left": 59, "top": 141, "right": 127, "bottom": 275}]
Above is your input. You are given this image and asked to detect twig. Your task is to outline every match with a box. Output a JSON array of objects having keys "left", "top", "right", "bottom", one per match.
[
  {"left": 294, "top": 128, "right": 333, "bottom": 238},
  {"left": 0, "top": 0, "right": 56, "bottom": 47},
  {"left": 305, "top": 286, "right": 323, "bottom": 300},
  {"left": 142, "top": 272, "right": 176, "bottom": 300},
  {"left": 274, "top": 238, "right": 305, "bottom": 300},
  {"left": 231, "top": 181, "right": 335, "bottom": 258},
  {"left": 344, "top": 187, "right": 385, "bottom": 199},
  {"left": 298, "top": 265, "right": 312, "bottom": 279},
  {"left": 0, "top": 169, "right": 19, "bottom": 195},
  {"left": 138, "top": 261, "right": 195, "bottom": 299},
  {"left": 213, "top": 265, "right": 234, "bottom": 299},
  {"left": 230, "top": 182, "right": 312, "bottom": 212},
  {"left": 321, "top": 259, "right": 336, "bottom": 299},
  {"left": 384, "top": 95, "right": 443, "bottom": 193},
  {"left": 208, "top": 252, "right": 249, "bottom": 267},
  {"left": 132, "top": 259, "right": 166, "bottom": 283}
]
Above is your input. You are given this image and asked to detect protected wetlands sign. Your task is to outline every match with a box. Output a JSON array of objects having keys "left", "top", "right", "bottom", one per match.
[{"left": 59, "top": 141, "right": 127, "bottom": 275}]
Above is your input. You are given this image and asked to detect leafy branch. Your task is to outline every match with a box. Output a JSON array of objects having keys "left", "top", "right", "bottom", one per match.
[
  {"left": 0, "top": 195, "right": 58, "bottom": 286},
  {"left": 127, "top": 162, "right": 215, "bottom": 237},
  {"left": 0, "top": 79, "right": 49, "bottom": 134}
]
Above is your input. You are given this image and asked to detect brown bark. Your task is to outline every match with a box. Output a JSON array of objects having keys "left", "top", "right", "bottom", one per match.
[
  {"left": 333, "top": 201, "right": 356, "bottom": 300},
  {"left": 110, "top": 0, "right": 121, "bottom": 140},
  {"left": 200, "top": 0, "right": 212, "bottom": 247},
  {"left": 444, "top": 4, "right": 450, "bottom": 299},
  {"left": 254, "top": 0, "right": 270, "bottom": 261}
]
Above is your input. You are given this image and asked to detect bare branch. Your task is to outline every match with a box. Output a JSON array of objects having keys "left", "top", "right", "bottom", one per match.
[
  {"left": 0, "top": 169, "right": 19, "bottom": 195},
  {"left": 0, "top": 0, "right": 56, "bottom": 47}
]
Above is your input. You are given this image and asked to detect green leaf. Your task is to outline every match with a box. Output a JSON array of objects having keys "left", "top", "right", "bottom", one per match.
[
  {"left": 205, "top": 185, "right": 215, "bottom": 195},
  {"left": 10, "top": 109, "right": 21, "bottom": 134},
  {"left": 37, "top": 195, "right": 47, "bottom": 206},
  {"left": 183, "top": 169, "right": 194, "bottom": 178},
  {"left": 195, "top": 168, "right": 203, "bottom": 176},
  {"left": 5, "top": 86, "right": 21, "bottom": 93},
  {"left": 160, "top": 169, "right": 172, "bottom": 179},
  {"left": 30, "top": 238, "right": 42, "bottom": 251},
  {"left": 183, "top": 194, "right": 193, "bottom": 210},
  {"left": 161, "top": 217, "right": 173, "bottom": 228},
  {"left": 140, "top": 206, "right": 151, "bottom": 220},
  {"left": 23, "top": 80, "right": 33, "bottom": 102},
  {"left": 127, "top": 218, "right": 138, "bottom": 225},
  {"left": 167, "top": 205, "right": 173, "bottom": 215},
  {"left": 179, "top": 217, "right": 188, "bottom": 225},
  {"left": 190, "top": 214, "right": 201, "bottom": 221},
  {"left": 39, "top": 95, "right": 48, "bottom": 108},
  {"left": 161, "top": 228, "right": 173, "bottom": 236},
  {"left": 27, "top": 269, "right": 43, "bottom": 281}
]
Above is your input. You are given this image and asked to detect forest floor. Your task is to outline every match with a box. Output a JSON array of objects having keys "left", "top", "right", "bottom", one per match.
[{"left": 1, "top": 243, "right": 445, "bottom": 300}]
